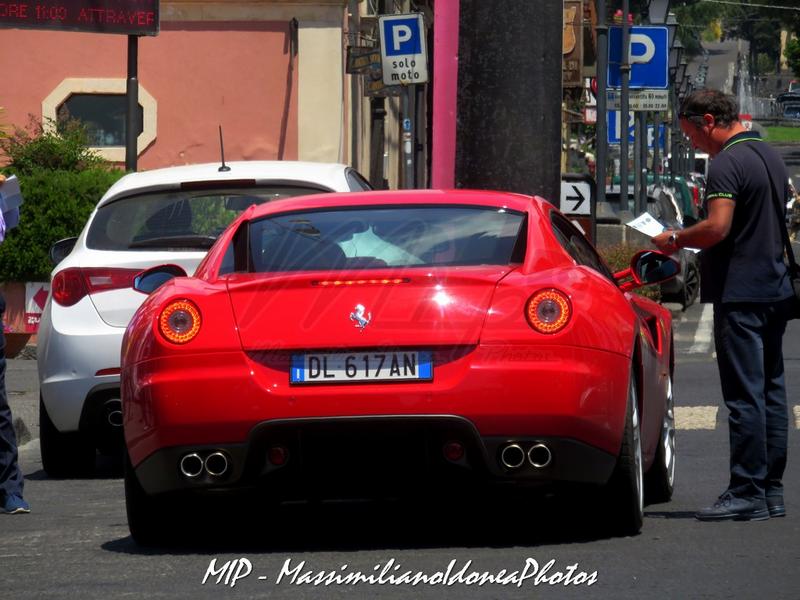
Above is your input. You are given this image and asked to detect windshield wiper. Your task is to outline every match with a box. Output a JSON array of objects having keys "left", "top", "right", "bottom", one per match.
[{"left": 128, "top": 235, "right": 218, "bottom": 249}]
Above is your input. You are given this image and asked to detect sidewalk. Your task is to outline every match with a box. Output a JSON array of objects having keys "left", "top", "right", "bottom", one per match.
[{"left": 6, "top": 348, "right": 39, "bottom": 446}]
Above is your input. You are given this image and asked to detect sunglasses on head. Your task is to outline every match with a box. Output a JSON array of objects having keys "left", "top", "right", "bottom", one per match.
[{"left": 678, "top": 111, "right": 706, "bottom": 119}]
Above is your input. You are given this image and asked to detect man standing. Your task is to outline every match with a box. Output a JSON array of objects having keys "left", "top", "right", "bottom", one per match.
[
  {"left": 0, "top": 173, "right": 30, "bottom": 514},
  {"left": 653, "top": 89, "right": 792, "bottom": 521}
]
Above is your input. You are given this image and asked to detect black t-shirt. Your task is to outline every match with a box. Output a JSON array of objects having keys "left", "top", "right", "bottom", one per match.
[{"left": 699, "top": 131, "right": 793, "bottom": 303}]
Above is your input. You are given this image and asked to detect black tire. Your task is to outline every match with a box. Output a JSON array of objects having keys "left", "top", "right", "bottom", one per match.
[
  {"left": 606, "top": 368, "right": 644, "bottom": 536},
  {"left": 681, "top": 262, "right": 700, "bottom": 309},
  {"left": 124, "top": 451, "right": 174, "bottom": 546},
  {"left": 39, "top": 395, "right": 96, "bottom": 478},
  {"left": 645, "top": 374, "right": 676, "bottom": 503}
]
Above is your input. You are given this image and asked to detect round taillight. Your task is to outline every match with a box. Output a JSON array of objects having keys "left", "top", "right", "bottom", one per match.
[
  {"left": 525, "top": 289, "right": 571, "bottom": 334},
  {"left": 158, "top": 299, "right": 201, "bottom": 344}
]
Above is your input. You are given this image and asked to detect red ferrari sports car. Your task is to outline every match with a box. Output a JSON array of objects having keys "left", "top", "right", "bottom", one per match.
[{"left": 121, "top": 189, "right": 678, "bottom": 544}]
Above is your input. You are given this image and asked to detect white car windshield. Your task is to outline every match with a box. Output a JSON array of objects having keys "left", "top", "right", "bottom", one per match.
[{"left": 86, "top": 185, "right": 329, "bottom": 251}]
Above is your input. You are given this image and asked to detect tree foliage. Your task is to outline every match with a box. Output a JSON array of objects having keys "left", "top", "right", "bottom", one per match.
[
  {"left": 786, "top": 37, "right": 800, "bottom": 77},
  {"left": 0, "top": 115, "right": 124, "bottom": 281},
  {"left": 0, "top": 168, "right": 124, "bottom": 281},
  {"left": 671, "top": 0, "right": 800, "bottom": 71},
  {"left": 0, "top": 115, "right": 107, "bottom": 174}
]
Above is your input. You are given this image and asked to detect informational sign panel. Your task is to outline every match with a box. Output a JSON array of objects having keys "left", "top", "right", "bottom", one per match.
[
  {"left": 561, "top": 173, "right": 597, "bottom": 243},
  {"left": 607, "top": 26, "right": 668, "bottom": 89},
  {"left": 606, "top": 88, "right": 669, "bottom": 111},
  {"left": 379, "top": 13, "right": 429, "bottom": 85},
  {"left": 0, "top": 0, "right": 160, "bottom": 36},
  {"left": 562, "top": 0, "right": 583, "bottom": 87}
]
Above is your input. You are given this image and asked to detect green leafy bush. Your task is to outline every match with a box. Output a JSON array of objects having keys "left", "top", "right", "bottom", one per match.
[
  {"left": 0, "top": 167, "right": 124, "bottom": 281},
  {"left": 0, "top": 115, "right": 125, "bottom": 281},
  {"left": 0, "top": 116, "right": 106, "bottom": 174},
  {"left": 598, "top": 242, "right": 661, "bottom": 302}
]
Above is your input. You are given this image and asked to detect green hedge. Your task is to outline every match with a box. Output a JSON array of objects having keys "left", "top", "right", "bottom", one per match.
[{"left": 0, "top": 167, "right": 124, "bottom": 281}]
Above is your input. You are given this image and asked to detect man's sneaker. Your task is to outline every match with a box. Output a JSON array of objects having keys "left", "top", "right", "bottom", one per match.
[
  {"left": 766, "top": 496, "right": 786, "bottom": 518},
  {"left": 695, "top": 491, "right": 769, "bottom": 521},
  {"left": 1, "top": 494, "right": 30, "bottom": 514}
]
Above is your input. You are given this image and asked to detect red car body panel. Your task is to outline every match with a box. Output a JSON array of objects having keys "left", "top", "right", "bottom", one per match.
[{"left": 121, "top": 190, "right": 674, "bottom": 494}]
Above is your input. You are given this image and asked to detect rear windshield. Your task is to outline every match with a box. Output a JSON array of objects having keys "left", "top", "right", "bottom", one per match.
[
  {"left": 86, "top": 185, "right": 330, "bottom": 251},
  {"left": 237, "top": 205, "right": 525, "bottom": 273}
]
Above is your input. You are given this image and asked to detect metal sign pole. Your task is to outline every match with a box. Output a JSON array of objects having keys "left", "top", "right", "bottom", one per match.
[
  {"left": 126, "top": 35, "right": 139, "bottom": 172},
  {"left": 620, "top": 0, "right": 631, "bottom": 210},
  {"left": 596, "top": 0, "right": 608, "bottom": 207},
  {"left": 402, "top": 87, "right": 415, "bottom": 189}
]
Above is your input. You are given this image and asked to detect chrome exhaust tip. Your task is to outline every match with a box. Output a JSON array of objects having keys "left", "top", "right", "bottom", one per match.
[
  {"left": 500, "top": 444, "right": 525, "bottom": 469},
  {"left": 527, "top": 443, "right": 552, "bottom": 468},
  {"left": 204, "top": 452, "right": 229, "bottom": 477},
  {"left": 104, "top": 399, "right": 123, "bottom": 427},
  {"left": 179, "top": 453, "right": 204, "bottom": 478}
]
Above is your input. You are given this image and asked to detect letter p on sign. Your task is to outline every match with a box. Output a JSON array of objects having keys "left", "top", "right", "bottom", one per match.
[
  {"left": 381, "top": 15, "right": 422, "bottom": 56},
  {"left": 629, "top": 33, "right": 655, "bottom": 65},
  {"left": 392, "top": 25, "right": 413, "bottom": 51}
]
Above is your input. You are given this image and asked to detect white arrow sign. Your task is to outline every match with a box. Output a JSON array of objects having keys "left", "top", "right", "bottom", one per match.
[{"left": 560, "top": 181, "right": 591, "bottom": 215}]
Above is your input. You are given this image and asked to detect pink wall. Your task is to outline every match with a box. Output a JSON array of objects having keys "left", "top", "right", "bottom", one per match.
[{"left": 0, "top": 22, "right": 297, "bottom": 169}]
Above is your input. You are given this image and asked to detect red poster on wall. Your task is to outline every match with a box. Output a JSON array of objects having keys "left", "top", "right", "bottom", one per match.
[{"left": 25, "top": 282, "right": 50, "bottom": 333}]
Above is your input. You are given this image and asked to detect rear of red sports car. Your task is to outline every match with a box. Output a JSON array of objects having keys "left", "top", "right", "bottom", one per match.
[{"left": 121, "top": 190, "right": 674, "bottom": 542}]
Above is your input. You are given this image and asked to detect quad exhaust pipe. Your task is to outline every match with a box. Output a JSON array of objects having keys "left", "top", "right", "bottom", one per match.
[
  {"left": 204, "top": 452, "right": 229, "bottom": 477},
  {"left": 104, "top": 398, "right": 123, "bottom": 427},
  {"left": 179, "top": 451, "right": 230, "bottom": 478},
  {"left": 500, "top": 444, "right": 526, "bottom": 469},
  {"left": 499, "top": 442, "right": 552, "bottom": 470},
  {"left": 179, "top": 453, "right": 204, "bottom": 478},
  {"left": 527, "top": 443, "right": 552, "bottom": 468}
]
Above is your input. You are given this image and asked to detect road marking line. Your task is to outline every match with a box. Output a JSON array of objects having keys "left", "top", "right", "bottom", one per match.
[
  {"left": 676, "top": 406, "right": 718, "bottom": 429},
  {"left": 794, "top": 406, "right": 800, "bottom": 429},
  {"left": 688, "top": 303, "right": 714, "bottom": 354}
]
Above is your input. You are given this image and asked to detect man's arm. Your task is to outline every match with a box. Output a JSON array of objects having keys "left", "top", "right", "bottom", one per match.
[{"left": 652, "top": 196, "right": 735, "bottom": 252}]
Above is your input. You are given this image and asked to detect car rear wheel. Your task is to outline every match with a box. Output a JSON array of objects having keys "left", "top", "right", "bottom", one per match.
[
  {"left": 124, "top": 451, "right": 175, "bottom": 546},
  {"left": 39, "top": 395, "right": 96, "bottom": 478},
  {"left": 681, "top": 262, "right": 700, "bottom": 309},
  {"left": 606, "top": 367, "right": 644, "bottom": 536},
  {"left": 645, "top": 374, "right": 676, "bottom": 503}
]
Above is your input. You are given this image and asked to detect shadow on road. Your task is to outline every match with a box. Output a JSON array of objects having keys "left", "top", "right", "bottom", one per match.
[{"left": 99, "top": 492, "right": 687, "bottom": 556}]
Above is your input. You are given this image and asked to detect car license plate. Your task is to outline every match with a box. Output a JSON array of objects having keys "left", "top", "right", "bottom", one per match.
[{"left": 290, "top": 351, "right": 432, "bottom": 384}]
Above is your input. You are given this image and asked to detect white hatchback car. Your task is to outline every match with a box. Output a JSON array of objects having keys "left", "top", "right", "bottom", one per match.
[{"left": 37, "top": 161, "right": 371, "bottom": 476}]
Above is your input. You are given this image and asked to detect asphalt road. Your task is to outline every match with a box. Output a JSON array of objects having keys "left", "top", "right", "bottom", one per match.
[{"left": 4, "top": 301, "right": 800, "bottom": 599}]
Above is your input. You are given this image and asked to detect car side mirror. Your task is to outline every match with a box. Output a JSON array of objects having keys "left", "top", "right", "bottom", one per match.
[
  {"left": 133, "top": 264, "right": 188, "bottom": 294},
  {"left": 49, "top": 237, "right": 78, "bottom": 266},
  {"left": 614, "top": 250, "right": 681, "bottom": 291}
]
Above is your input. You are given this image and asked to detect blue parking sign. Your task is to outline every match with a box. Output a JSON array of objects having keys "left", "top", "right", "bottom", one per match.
[
  {"left": 379, "top": 13, "right": 429, "bottom": 85},
  {"left": 382, "top": 17, "right": 422, "bottom": 56},
  {"left": 608, "top": 26, "right": 669, "bottom": 89},
  {"left": 608, "top": 111, "right": 634, "bottom": 144},
  {"left": 608, "top": 112, "right": 666, "bottom": 149}
]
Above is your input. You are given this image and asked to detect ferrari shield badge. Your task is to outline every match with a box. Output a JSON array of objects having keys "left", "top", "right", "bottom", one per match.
[{"left": 349, "top": 304, "right": 372, "bottom": 330}]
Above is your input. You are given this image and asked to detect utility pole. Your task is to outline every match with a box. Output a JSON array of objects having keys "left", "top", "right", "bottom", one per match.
[
  {"left": 125, "top": 35, "right": 139, "bottom": 172},
  {"left": 620, "top": 0, "right": 631, "bottom": 210},
  {"left": 369, "top": 0, "right": 389, "bottom": 189},
  {"left": 596, "top": 0, "right": 608, "bottom": 207}
]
